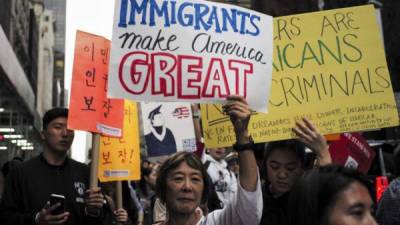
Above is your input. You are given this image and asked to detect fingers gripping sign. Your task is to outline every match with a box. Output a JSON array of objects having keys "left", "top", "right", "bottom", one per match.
[
  {"left": 292, "top": 117, "right": 332, "bottom": 166},
  {"left": 85, "top": 187, "right": 105, "bottom": 217},
  {"left": 35, "top": 201, "right": 70, "bottom": 225},
  {"left": 114, "top": 208, "right": 128, "bottom": 223},
  {"left": 223, "top": 95, "right": 258, "bottom": 192},
  {"left": 222, "top": 95, "right": 251, "bottom": 140}
]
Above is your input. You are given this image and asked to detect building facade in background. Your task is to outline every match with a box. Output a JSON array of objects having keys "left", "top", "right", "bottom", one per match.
[
  {"left": 0, "top": 0, "right": 66, "bottom": 165},
  {"left": 44, "top": 0, "right": 66, "bottom": 108}
]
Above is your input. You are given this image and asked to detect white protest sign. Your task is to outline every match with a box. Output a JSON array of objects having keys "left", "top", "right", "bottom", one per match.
[
  {"left": 141, "top": 102, "right": 196, "bottom": 159},
  {"left": 108, "top": 0, "right": 273, "bottom": 112}
]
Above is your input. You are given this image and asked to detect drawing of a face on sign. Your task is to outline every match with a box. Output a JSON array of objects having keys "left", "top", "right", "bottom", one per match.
[{"left": 145, "top": 105, "right": 177, "bottom": 157}]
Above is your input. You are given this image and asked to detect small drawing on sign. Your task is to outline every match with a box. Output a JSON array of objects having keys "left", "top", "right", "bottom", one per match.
[
  {"left": 345, "top": 156, "right": 359, "bottom": 169},
  {"left": 182, "top": 138, "right": 197, "bottom": 152}
]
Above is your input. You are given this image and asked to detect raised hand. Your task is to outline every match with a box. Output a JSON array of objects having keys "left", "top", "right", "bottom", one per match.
[{"left": 292, "top": 117, "right": 332, "bottom": 166}]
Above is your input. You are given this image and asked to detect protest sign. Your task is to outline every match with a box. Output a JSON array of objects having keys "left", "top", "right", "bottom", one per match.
[
  {"left": 329, "top": 132, "right": 376, "bottom": 174},
  {"left": 68, "top": 31, "right": 124, "bottom": 137},
  {"left": 108, "top": 0, "right": 273, "bottom": 112},
  {"left": 99, "top": 100, "right": 141, "bottom": 182},
  {"left": 201, "top": 5, "right": 399, "bottom": 148},
  {"left": 141, "top": 102, "right": 196, "bottom": 159}
]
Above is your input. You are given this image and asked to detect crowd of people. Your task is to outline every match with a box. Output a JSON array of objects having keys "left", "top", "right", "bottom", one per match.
[{"left": 0, "top": 95, "right": 398, "bottom": 225}]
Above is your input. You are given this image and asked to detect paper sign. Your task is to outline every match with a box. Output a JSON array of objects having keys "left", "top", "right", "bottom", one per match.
[
  {"left": 201, "top": 6, "right": 399, "bottom": 148},
  {"left": 141, "top": 102, "right": 197, "bottom": 159},
  {"left": 108, "top": 0, "right": 273, "bottom": 112},
  {"left": 68, "top": 31, "right": 124, "bottom": 136},
  {"left": 329, "top": 132, "right": 376, "bottom": 174},
  {"left": 325, "top": 134, "right": 341, "bottom": 141},
  {"left": 98, "top": 101, "right": 141, "bottom": 182}
]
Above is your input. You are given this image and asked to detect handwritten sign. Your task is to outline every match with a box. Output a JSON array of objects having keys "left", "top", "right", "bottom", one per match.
[
  {"left": 98, "top": 101, "right": 141, "bottom": 182},
  {"left": 329, "top": 132, "right": 376, "bottom": 174},
  {"left": 201, "top": 5, "right": 399, "bottom": 148},
  {"left": 68, "top": 31, "right": 124, "bottom": 136},
  {"left": 141, "top": 102, "right": 196, "bottom": 160},
  {"left": 107, "top": 0, "right": 273, "bottom": 112}
]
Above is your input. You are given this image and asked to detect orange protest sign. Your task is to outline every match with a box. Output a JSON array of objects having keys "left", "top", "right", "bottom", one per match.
[
  {"left": 98, "top": 100, "right": 141, "bottom": 182},
  {"left": 68, "top": 30, "right": 124, "bottom": 137}
]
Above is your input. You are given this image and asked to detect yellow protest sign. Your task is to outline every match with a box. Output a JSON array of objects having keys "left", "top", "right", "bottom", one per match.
[
  {"left": 201, "top": 5, "right": 399, "bottom": 148},
  {"left": 98, "top": 100, "right": 141, "bottom": 182}
]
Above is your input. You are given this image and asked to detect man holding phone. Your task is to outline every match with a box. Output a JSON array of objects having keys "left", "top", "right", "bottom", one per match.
[{"left": 0, "top": 108, "right": 105, "bottom": 225}]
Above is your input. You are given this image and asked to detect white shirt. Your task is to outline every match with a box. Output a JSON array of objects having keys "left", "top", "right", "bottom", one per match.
[
  {"left": 196, "top": 173, "right": 263, "bottom": 225},
  {"left": 154, "top": 172, "right": 263, "bottom": 225},
  {"left": 203, "top": 154, "right": 238, "bottom": 207}
]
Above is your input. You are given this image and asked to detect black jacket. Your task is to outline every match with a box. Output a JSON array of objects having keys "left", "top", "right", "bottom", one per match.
[
  {"left": 260, "top": 184, "right": 289, "bottom": 225},
  {"left": 0, "top": 154, "right": 102, "bottom": 225}
]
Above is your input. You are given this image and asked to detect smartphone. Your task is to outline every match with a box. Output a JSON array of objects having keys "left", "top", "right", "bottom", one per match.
[{"left": 49, "top": 194, "right": 65, "bottom": 215}]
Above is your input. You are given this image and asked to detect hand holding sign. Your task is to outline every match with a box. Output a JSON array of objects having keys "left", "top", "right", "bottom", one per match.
[
  {"left": 108, "top": 0, "right": 273, "bottom": 112},
  {"left": 293, "top": 117, "right": 332, "bottom": 166},
  {"left": 223, "top": 95, "right": 251, "bottom": 142}
]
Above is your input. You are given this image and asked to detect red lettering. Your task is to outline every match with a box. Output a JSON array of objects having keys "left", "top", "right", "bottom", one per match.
[
  {"left": 229, "top": 60, "right": 253, "bottom": 97},
  {"left": 202, "top": 58, "right": 230, "bottom": 98},
  {"left": 118, "top": 52, "right": 254, "bottom": 100},
  {"left": 119, "top": 51, "right": 150, "bottom": 94},
  {"left": 151, "top": 53, "right": 176, "bottom": 96},
  {"left": 178, "top": 55, "right": 202, "bottom": 99}
]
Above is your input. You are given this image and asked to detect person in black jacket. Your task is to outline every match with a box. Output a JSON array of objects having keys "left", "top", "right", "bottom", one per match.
[
  {"left": 260, "top": 118, "right": 332, "bottom": 225},
  {"left": 0, "top": 108, "right": 105, "bottom": 225}
]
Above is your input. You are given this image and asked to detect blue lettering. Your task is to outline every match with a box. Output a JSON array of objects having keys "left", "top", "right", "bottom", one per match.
[
  {"left": 207, "top": 6, "right": 221, "bottom": 33},
  {"left": 221, "top": 8, "right": 238, "bottom": 33},
  {"left": 170, "top": 0, "right": 177, "bottom": 24},
  {"left": 117, "top": 0, "right": 262, "bottom": 37},
  {"left": 149, "top": 0, "right": 170, "bottom": 27},
  {"left": 128, "top": 0, "right": 148, "bottom": 25},
  {"left": 177, "top": 2, "right": 194, "bottom": 27},
  {"left": 118, "top": 0, "right": 128, "bottom": 27},
  {"left": 194, "top": 4, "right": 210, "bottom": 31},
  {"left": 247, "top": 15, "right": 260, "bottom": 36},
  {"left": 236, "top": 10, "right": 250, "bottom": 34}
]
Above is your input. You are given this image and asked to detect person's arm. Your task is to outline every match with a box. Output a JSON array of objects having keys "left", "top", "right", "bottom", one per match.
[
  {"left": 292, "top": 117, "right": 332, "bottom": 166},
  {"left": 223, "top": 95, "right": 258, "bottom": 192},
  {"left": 205, "top": 95, "right": 262, "bottom": 225}
]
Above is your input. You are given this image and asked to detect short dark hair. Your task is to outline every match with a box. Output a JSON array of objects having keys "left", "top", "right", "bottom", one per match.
[
  {"left": 288, "top": 165, "right": 372, "bottom": 225},
  {"left": 42, "top": 108, "right": 69, "bottom": 130},
  {"left": 156, "top": 152, "right": 209, "bottom": 205},
  {"left": 264, "top": 139, "right": 306, "bottom": 165}
]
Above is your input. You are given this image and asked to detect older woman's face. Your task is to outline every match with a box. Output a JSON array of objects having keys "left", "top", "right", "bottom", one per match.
[
  {"left": 165, "top": 161, "right": 204, "bottom": 215},
  {"left": 328, "top": 181, "right": 377, "bottom": 225}
]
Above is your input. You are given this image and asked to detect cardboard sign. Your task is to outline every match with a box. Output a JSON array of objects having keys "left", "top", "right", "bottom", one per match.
[
  {"left": 201, "top": 5, "right": 399, "bottom": 148},
  {"left": 68, "top": 31, "right": 124, "bottom": 136},
  {"left": 141, "top": 102, "right": 196, "bottom": 159},
  {"left": 98, "top": 101, "right": 141, "bottom": 182},
  {"left": 329, "top": 132, "right": 376, "bottom": 174},
  {"left": 108, "top": 0, "right": 273, "bottom": 112}
]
